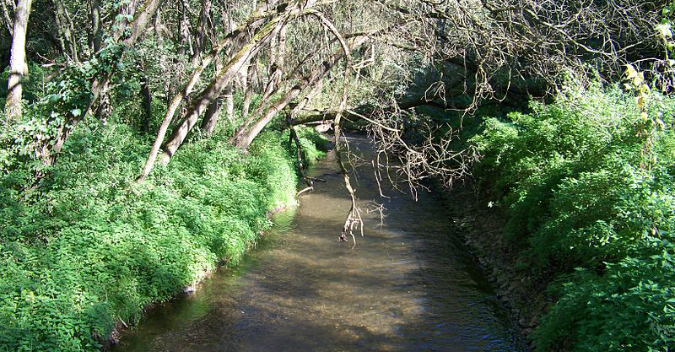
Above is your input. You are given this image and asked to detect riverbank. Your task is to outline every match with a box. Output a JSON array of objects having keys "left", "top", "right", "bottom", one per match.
[
  {"left": 0, "top": 125, "right": 327, "bottom": 352},
  {"left": 102, "top": 201, "right": 296, "bottom": 351},
  {"left": 440, "top": 182, "right": 545, "bottom": 347},
  {"left": 444, "top": 84, "right": 675, "bottom": 351},
  {"left": 111, "top": 134, "right": 525, "bottom": 352}
]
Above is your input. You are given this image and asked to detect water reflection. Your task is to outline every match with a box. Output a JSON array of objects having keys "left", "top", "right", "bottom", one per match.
[{"left": 114, "top": 135, "right": 525, "bottom": 352}]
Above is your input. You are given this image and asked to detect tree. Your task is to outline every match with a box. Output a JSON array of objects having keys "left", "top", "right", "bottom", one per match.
[
  {"left": 5, "top": 0, "right": 32, "bottom": 122},
  {"left": 2, "top": 0, "right": 669, "bottom": 235},
  {"left": 35, "top": 0, "right": 165, "bottom": 165}
]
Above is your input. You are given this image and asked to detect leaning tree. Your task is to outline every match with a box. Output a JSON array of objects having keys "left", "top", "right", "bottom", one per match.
[{"left": 3, "top": 0, "right": 668, "bottom": 242}]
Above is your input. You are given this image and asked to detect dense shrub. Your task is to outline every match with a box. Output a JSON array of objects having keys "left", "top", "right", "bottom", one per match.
[
  {"left": 471, "top": 83, "right": 675, "bottom": 351},
  {"left": 0, "top": 120, "right": 325, "bottom": 352}
]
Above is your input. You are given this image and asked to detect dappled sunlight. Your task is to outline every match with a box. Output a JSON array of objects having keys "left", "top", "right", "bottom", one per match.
[{"left": 114, "top": 137, "right": 523, "bottom": 352}]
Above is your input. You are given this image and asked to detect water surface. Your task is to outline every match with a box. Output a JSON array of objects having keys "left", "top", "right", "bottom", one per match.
[{"left": 114, "top": 136, "right": 524, "bottom": 352}]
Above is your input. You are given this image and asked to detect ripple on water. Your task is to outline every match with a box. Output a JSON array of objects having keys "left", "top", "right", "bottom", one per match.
[{"left": 113, "top": 135, "right": 527, "bottom": 352}]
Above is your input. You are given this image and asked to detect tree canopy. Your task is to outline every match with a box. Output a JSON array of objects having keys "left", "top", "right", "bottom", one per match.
[{"left": 1, "top": 0, "right": 674, "bottom": 351}]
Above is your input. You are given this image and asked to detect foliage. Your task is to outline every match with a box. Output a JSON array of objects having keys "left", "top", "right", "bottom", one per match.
[
  {"left": 0, "top": 118, "right": 325, "bottom": 352},
  {"left": 1, "top": 0, "right": 668, "bottom": 351},
  {"left": 471, "top": 82, "right": 675, "bottom": 351},
  {"left": 0, "top": 62, "right": 50, "bottom": 106},
  {"left": 284, "top": 127, "right": 330, "bottom": 163}
]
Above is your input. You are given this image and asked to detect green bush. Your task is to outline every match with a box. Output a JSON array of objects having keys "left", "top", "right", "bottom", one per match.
[
  {"left": 472, "top": 82, "right": 675, "bottom": 351},
  {"left": 534, "top": 240, "right": 675, "bottom": 352},
  {"left": 0, "top": 119, "right": 325, "bottom": 352}
]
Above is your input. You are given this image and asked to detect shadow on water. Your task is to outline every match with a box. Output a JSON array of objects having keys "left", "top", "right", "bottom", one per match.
[{"left": 113, "top": 135, "right": 528, "bottom": 352}]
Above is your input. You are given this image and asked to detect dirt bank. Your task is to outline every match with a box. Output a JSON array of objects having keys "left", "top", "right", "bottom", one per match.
[{"left": 441, "top": 182, "right": 550, "bottom": 349}]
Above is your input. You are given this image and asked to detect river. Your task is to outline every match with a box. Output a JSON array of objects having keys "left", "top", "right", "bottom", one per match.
[{"left": 113, "top": 135, "right": 526, "bottom": 352}]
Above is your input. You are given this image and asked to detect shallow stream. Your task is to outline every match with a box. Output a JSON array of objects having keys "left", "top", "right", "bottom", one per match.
[{"left": 113, "top": 135, "right": 525, "bottom": 352}]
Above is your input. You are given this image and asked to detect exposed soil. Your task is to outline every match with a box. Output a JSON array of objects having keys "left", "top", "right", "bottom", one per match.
[{"left": 439, "top": 182, "right": 551, "bottom": 349}]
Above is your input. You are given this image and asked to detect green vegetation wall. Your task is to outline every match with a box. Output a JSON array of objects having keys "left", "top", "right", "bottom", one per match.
[
  {"left": 471, "top": 83, "right": 675, "bottom": 351},
  {"left": 0, "top": 120, "right": 326, "bottom": 352}
]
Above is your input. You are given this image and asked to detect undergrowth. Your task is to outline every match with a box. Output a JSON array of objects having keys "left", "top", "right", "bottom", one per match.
[
  {"left": 471, "top": 82, "right": 675, "bottom": 351},
  {"left": 0, "top": 118, "right": 326, "bottom": 352}
]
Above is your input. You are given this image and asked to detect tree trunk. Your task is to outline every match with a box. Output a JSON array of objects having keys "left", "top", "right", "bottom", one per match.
[
  {"left": 137, "top": 4, "right": 274, "bottom": 181},
  {"left": 97, "top": 0, "right": 141, "bottom": 123},
  {"left": 53, "top": 0, "right": 78, "bottom": 62},
  {"left": 39, "top": 0, "right": 165, "bottom": 165},
  {"left": 53, "top": 0, "right": 68, "bottom": 57},
  {"left": 137, "top": 51, "right": 218, "bottom": 182},
  {"left": 112, "top": 0, "right": 139, "bottom": 42},
  {"left": 140, "top": 73, "right": 153, "bottom": 133},
  {"left": 225, "top": 83, "right": 234, "bottom": 122},
  {"left": 0, "top": 0, "right": 13, "bottom": 36},
  {"left": 200, "top": 57, "right": 224, "bottom": 135},
  {"left": 158, "top": 16, "right": 286, "bottom": 164},
  {"left": 200, "top": 98, "right": 221, "bottom": 135},
  {"left": 194, "top": 0, "right": 212, "bottom": 64},
  {"left": 90, "top": 0, "right": 102, "bottom": 53},
  {"left": 153, "top": 6, "right": 163, "bottom": 41},
  {"left": 277, "top": 25, "right": 286, "bottom": 71},
  {"left": 121, "top": 0, "right": 163, "bottom": 47},
  {"left": 200, "top": 13, "right": 234, "bottom": 131},
  {"left": 234, "top": 36, "right": 368, "bottom": 150},
  {"left": 233, "top": 37, "right": 324, "bottom": 140},
  {"left": 224, "top": 17, "right": 237, "bottom": 123},
  {"left": 5, "top": 0, "right": 31, "bottom": 123},
  {"left": 242, "top": 60, "right": 256, "bottom": 118},
  {"left": 261, "top": 24, "right": 285, "bottom": 101},
  {"left": 178, "top": 0, "right": 194, "bottom": 58},
  {"left": 140, "top": 2, "right": 330, "bottom": 177}
]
